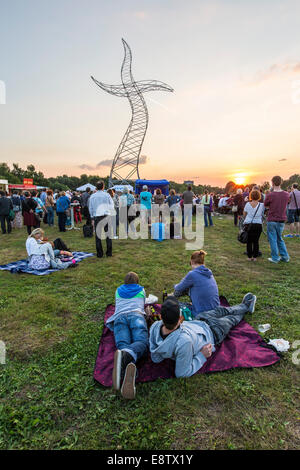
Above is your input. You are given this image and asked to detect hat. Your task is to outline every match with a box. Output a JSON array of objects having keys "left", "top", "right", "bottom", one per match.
[
  {"left": 161, "top": 296, "right": 180, "bottom": 327},
  {"left": 143, "top": 185, "right": 148, "bottom": 190}
]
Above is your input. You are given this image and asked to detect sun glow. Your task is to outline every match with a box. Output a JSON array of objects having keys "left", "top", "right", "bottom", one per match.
[{"left": 233, "top": 173, "right": 248, "bottom": 186}]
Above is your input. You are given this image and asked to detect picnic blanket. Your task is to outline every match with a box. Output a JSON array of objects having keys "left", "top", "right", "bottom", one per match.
[
  {"left": 94, "top": 298, "right": 280, "bottom": 387},
  {"left": 0, "top": 251, "right": 95, "bottom": 276}
]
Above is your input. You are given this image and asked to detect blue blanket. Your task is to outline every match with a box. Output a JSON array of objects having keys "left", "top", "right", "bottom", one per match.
[{"left": 0, "top": 252, "right": 95, "bottom": 276}]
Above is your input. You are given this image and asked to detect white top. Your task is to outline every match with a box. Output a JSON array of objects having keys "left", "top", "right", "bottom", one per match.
[
  {"left": 244, "top": 202, "right": 265, "bottom": 224},
  {"left": 88, "top": 190, "right": 114, "bottom": 218}
]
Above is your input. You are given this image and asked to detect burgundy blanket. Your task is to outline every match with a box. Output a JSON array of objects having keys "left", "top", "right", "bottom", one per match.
[{"left": 93, "top": 298, "right": 280, "bottom": 387}]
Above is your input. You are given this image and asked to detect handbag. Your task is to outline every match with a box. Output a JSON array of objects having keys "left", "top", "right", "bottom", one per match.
[
  {"left": 232, "top": 205, "right": 238, "bottom": 213},
  {"left": 9, "top": 209, "right": 15, "bottom": 221},
  {"left": 293, "top": 192, "right": 300, "bottom": 216},
  {"left": 238, "top": 204, "right": 260, "bottom": 244}
]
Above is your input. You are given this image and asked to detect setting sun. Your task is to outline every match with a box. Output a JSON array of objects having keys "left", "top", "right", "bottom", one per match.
[
  {"left": 232, "top": 172, "right": 249, "bottom": 186},
  {"left": 235, "top": 176, "right": 246, "bottom": 185}
]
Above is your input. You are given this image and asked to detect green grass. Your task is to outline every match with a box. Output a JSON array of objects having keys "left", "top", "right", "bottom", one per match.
[{"left": 0, "top": 216, "right": 299, "bottom": 450}]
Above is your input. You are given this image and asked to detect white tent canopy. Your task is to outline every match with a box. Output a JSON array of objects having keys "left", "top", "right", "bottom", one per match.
[
  {"left": 111, "top": 184, "right": 134, "bottom": 193},
  {"left": 76, "top": 183, "right": 96, "bottom": 192}
]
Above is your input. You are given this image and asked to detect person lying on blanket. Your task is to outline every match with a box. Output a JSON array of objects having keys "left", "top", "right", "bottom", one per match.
[
  {"left": 171, "top": 250, "right": 220, "bottom": 317},
  {"left": 149, "top": 294, "right": 256, "bottom": 378},
  {"left": 107, "top": 271, "right": 151, "bottom": 400},
  {"left": 26, "top": 228, "right": 75, "bottom": 271}
]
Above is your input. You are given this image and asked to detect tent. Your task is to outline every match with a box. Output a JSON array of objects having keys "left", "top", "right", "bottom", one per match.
[
  {"left": 135, "top": 179, "right": 169, "bottom": 195},
  {"left": 111, "top": 184, "right": 134, "bottom": 193},
  {"left": 76, "top": 183, "right": 96, "bottom": 192}
]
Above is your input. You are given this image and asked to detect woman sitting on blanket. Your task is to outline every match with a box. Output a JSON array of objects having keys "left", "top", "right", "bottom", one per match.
[
  {"left": 172, "top": 250, "right": 220, "bottom": 318},
  {"left": 26, "top": 228, "right": 75, "bottom": 271}
]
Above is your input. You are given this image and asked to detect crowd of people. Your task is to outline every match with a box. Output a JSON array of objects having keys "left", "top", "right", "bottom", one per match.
[
  {"left": 0, "top": 175, "right": 298, "bottom": 399},
  {"left": 0, "top": 176, "right": 299, "bottom": 265}
]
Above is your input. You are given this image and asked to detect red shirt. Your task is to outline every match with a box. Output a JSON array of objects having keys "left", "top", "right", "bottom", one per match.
[{"left": 264, "top": 191, "right": 290, "bottom": 222}]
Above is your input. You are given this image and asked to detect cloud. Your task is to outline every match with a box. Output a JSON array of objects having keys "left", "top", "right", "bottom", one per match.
[
  {"left": 97, "top": 154, "right": 148, "bottom": 167},
  {"left": 249, "top": 62, "right": 300, "bottom": 85},
  {"left": 279, "top": 158, "right": 287, "bottom": 161},
  {"left": 78, "top": 164, "right": 95, "bottom": 171},
  {"left": 133, "top": 11, "right": 147, "bottom": 20}
]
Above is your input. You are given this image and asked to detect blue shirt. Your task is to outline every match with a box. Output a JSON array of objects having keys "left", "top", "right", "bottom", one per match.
[
  {"left": 56, "top": 195, "right": 70, "bottom": 213},
  {"left": 140, "top": 191, "right": 152, "bottom": 210},
  {"left": 174, "top": 265, "right": 220, "bottom": 316}
]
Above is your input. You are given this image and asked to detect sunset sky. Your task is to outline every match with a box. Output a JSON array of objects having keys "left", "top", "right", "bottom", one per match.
[{"left": 1, "top": 0, "right": 300, "bottom": 186}]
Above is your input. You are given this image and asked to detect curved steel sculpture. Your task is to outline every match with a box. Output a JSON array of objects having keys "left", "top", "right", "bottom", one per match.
[{"left": 91, "top": 38, "right": 174, "bottom": 186}]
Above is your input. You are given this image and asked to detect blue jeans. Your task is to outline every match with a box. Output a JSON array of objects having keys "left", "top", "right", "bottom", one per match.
[
  {"left": 267, "top": 221, "right": 289, "bottom": 262},
  {"left": 113, "top": 313, "right": 149, "bottom": 362},
  {"left": 47, "top": 206, "right": 54, "bottom": 226},
  {"left": 204, "top": 206, "right": 213, "bottom": 227},
  {"left": 195, "top": 303, "right": 248, "bottom": 344}
]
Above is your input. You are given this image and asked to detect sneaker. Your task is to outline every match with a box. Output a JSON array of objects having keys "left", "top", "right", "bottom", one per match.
[
  {"left": 112, "top": 350, "right": 134, "bottom": 391},
  {"left": 284, "top": 234, "right": 294, "bottom": 238},
  {"left": 242, "top": 293, "right": 257, "bottom": 314},
  {"left": 280, "top": 258, "right": 290, "bottom": 263},
  {"left": 268, "top": 258, "right": 279, "bottom": 264},
  {"left": 295, "top": 234, "right": 300, "bottom": 238},
  {"left": 121, "top": 363, "right": 137, "bottom": 399}
]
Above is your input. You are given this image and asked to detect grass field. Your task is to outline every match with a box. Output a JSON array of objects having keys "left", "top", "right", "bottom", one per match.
[{"left": 0, "top": 215, "right": 299, "bottom": 450}]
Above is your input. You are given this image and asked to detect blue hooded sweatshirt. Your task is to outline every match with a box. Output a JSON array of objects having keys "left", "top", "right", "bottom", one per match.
[{"left": 174, "top": 265, "right": 220, "bottom": 316}]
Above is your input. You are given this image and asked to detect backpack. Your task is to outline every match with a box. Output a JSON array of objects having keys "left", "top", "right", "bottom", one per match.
[{"left": 83, "top": 224, "right": 93, "bottom": 238}]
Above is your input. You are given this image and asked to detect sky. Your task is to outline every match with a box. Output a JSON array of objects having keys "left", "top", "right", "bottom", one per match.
[{"left": 1, "top": 0, "right": 300, "bottom": 186}]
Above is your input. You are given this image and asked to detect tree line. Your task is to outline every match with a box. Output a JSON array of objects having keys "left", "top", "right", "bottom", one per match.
[{"left": 0, "top": 162, "right": 299, "bottom": 194}]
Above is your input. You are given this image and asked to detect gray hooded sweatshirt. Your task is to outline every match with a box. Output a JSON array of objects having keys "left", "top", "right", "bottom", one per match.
[{"left": 149, "top": 320, "right": 216, "bottom": 378}]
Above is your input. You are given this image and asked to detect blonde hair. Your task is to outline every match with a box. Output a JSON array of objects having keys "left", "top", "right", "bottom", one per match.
[
  {"left": 190, "top": 250, "right": 207, "bottom": 265},
  {"left": 29, "top": 228, "right": 44, "bottom": 239}
]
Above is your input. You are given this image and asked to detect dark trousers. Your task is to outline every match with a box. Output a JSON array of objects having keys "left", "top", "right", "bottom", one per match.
[
  {"left": 195, "top": 303, "right": 248, "bottom": 345},
  {"left": 58, "top": 212, "right": 67, "bottom": 232},
  {"left": 94, "top": 216, "right": 112, "bottom": 257},
  {"left": 83, "top": 206, "right": 91, "bottom": 225},
  {"left": 246, "top": 223, "right": 262, "bottom": 258},
  {"left": 0, "top": 215, "right": 11, "bottom": 234},
  {"left": 234, "top": 212, "right": 238, "bottom": 226}
]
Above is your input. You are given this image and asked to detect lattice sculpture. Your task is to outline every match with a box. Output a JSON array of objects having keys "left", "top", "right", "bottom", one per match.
[{"left": 91, "top": 39, "right": 174, "bottom": 186}]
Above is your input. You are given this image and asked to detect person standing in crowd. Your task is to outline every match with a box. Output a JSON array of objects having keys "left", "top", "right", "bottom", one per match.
[
  {"left": 40, "top": 188, "right": 47, "bottom": 205},
  {"left": 22, "top": 192, "right": 38, "bottom": 235},
  {"left": 166, "top": 189, "right": 180, "bottom": 208},
  {"left": 264, "top": 176, "right": 290, "bottom": 263},
  {"left": 182, "top": 185, "right": 194, "bottom": 227},
  {"left": 201, "top": 190, "right": 213, "bottom": 228},
  {"left": 232, "top": 188, "right": 244, "bottom": 226},
  {"left": 45, "top": 190, "right": 55, "bottom": 227},
  {"left": 88, "top": 181, "right": 114, "bottom": 258},
  {"left": 285, "top": 183, "right": 300, "bottom": 238},
  {"left": 81, "top": 187, "right": 92, "bottom": 225},
  {"left": 31, "top": 190, "right": 46, "bottom": 224},
  {"left": 11, "top": 190, "right": 23, "bottom": 229},
  {"left": 139, "top": 185, "right": 152, "bottom": 224},
  {"left": 0, "top": 191, "right": 13, "bottom": 234},
  {"left": 154, "top": 188, "right": 165, "bottom": 222},
  {"left": 243, "top": 189, "right": 265, "bottom": 261},
  {"left": 56, "top": 191, "right": 70, "bottom": 232}
]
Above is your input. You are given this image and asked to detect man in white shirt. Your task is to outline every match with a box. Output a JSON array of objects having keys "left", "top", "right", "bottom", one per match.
[{"left": 88, "top": 181, "right": 114, "bottom": 258}]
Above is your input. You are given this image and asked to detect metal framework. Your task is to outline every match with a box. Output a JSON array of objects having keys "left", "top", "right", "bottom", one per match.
[{"left": 91, "top": 38, "right": 174, "bottom": 186}]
